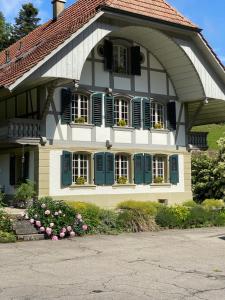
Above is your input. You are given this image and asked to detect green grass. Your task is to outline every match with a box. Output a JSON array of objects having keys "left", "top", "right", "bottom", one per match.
[{"left": 192, "top": 123, "right": 225, "bottom": 150}]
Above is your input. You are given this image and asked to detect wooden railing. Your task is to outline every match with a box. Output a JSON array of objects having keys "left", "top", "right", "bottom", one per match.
[
  {"left": 188, "top": 132, "right": 208, "bottom": 150},
  {"left": 0, "top": 118, "right": 40, "bottom": 140}
]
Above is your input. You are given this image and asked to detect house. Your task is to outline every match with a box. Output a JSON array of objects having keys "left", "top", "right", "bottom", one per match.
[{"left": 0, "top": 0, "right": 224, "bottom": 207}]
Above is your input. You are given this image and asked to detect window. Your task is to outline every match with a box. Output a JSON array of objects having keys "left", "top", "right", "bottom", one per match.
[
  {"left": 115, "top": 154, "right": 130, "bottom": 183},
  {"left": 72, "top": 93, "right": 89, "bottom": 124},
  {"left": 72, "top": 153, "right": 90, "bottom": 184},
  {"left": 153, "top": 156, "right": 167, "bottom": 183},
  {"left": 151, "top": 102, "right": 164, "bottom": 129},
  {"left": 114, "top": 98, "right": 130, "bottom": 126},
  {"left": 113, "top": 45, "right": 128, "bottom": 74}
]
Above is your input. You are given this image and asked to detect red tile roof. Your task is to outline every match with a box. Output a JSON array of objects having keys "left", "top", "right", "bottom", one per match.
[{"left": 0, "top": 0, "right": 198, "bottom": 89}]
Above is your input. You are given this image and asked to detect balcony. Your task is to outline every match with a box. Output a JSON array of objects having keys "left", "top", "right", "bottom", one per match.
[
  {"left": 188, "top": 132, "right": 208, "bottom": 151},
  {"left": 0, "top": 118, "right": 41, "bottom": 145}
]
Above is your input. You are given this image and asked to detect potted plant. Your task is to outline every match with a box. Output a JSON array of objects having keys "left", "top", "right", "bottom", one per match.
[
  {"left": 154, "top": 176, "right": 164, "bottom": 184},
  {"left": 117, "top": 119, "right": 127, "bottom": 127},
  {"left": 75, "top": 177, "right": 86, "bottom": 185},
  {"left": 153, "top": 122, "right": 163, "bottom": 129},
  {"left": 75, "top": 116, "right": 86, "bottom": 124},
  {"left": 14, "top": 180, "right": 36, "bottom": 208},
  {"left": 117, "top": 176, "right": 127, "bottom": 184}
]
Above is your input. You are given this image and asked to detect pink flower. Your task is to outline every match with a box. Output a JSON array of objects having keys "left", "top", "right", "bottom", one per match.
[
  {"left": 59, "top": 232, "right": 65, "bottom": 238},
  {"left": 52, "top": 236, "right": 58, "bottom": 241},
  {"left": 82, "top": 224, "right": 88, "bottom": 231},
  {"left": 67, "top": 226, "right": 72, "bottom": 232},
  {"left": 30, "top": 219, "right": 34, "bottom": 224},
  {"left": 45, "top": 210, "right": 51, "bottom": 215},
  {"left": 40, "top": 227, "right": 45, "bottom": 233},
  {"left": 77, "top": 214, "right": 82, "bottom": 220},
  {"left": 61, "top": 227, "right": 67, "bottom": 233},
  {"left": 41, "top": 203, "right": 46, "bottom": 208},
  {"left": 35, "top": 220, "right": 41, "bottom": 227},
  {"left": 54, "top": 212, "right": 59, "bottom": 216},
  {"left": 70, "top": 231, "right": 76, "bottom": 237},
  {"left": 50, "top": 222, "right": 54, "bottom": 228},
  {"left": 46, "top": 227, "right": 52, "bottom": 235}
]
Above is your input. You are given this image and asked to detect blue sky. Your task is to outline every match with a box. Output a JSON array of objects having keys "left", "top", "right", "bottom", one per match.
[{"left": 0, "top": 0, "right": 224, "bottom": 63}]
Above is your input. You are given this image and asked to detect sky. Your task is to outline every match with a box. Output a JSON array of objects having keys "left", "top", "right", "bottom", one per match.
[{"left": 0, "top": 0, "right": 224, "bottom": 63}]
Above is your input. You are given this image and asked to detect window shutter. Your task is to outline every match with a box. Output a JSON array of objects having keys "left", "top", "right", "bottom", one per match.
[
  {"left": 131, "top": 46, "right": 141, "bottom": 76},
  {"left": 23, "top": 152, "right": 30, "bottom": 180},
  {"left": 134, "top": 154, "right": 144, "bottom": 184},
  {"left": 94, "top": 152, "right": 105, "bottom": 185},
  {"left": 61, "top": 89, "right": 72, "bottom": 124},
  {"left": 144, "top": 154, "right": 152, "bottom": 184},
  {"left": 143, "top": 98, "right": 151, "bottom": 130},
  {"left": 105, "top": 152, "right": 115, "bottom": 185},
  {"left": 105, "top": 95, "right": 114, "bottom": 127},
  {"left": 132, "top": 98, "right": 142, "bottom": 129},
  {"left": 9, "top": 155, "right": 16, "bottom": 186},
  {"left": 61, "top": 151, "right": 72, "bottom": 186},
  {"left": 92, "top": 93, "right": 103, "bottom": 126},
  {"left": 167, "top": 102, "right": 176, "bottom": 130},
  {"left": 169, "top": 155, "right": 179, "bottom": 184},
  {"left": 104, "top": 40, "right": 113, "bottom": 71}
]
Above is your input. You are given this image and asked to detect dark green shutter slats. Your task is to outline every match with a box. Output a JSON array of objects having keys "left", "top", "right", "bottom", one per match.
[
  {"left": 105, "top": 95, "right": 114, "bottom": 127},
  {"left": 9, "top": 155, "right": 16, "bottom": 185},
  {"left": 94, "top": 152, "right": 105, "bottom": 185},
  {"left": 143, "top": 98, "right": 151, "bottom": 130},
  {"left": 61, "top": 151, "right": 72, "bottom": 186},
  {"left": 105, "top": 152, "right": 115, "bottom": 185},
  {"left": 132, "top": 98, "right": 142, "bottom": 129},
  {"left": 92, "top": 93, "right": 103, "bottom": 126},
  {"left": 61, "top": 89, "right": 72, "bottom": 124},
  {"left": 170, "top": 154, "right": 179, "bottom": 184},
  {"left": 131, "top": 46, "right": 141, "bottom": 75},
  {"left": 144, "top": 154, "right": 152, "bottom": 184},
  {"left": 104, "top": 40, "right": 113, "bottom": 71},
  {"left": 134, "top": 154, "right": 144, "bottom": 184},
  {"left": 167, "top": 102, "right": 176, "bottom": 130}
]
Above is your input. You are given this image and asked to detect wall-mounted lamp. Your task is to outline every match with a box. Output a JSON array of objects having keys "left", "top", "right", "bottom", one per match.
[
  {"left": 40, "top": 136, "right": 47, "bottom": 146},
  {"left": 106, "top": 140, "right": 112, "bottom": 149},
  {"left": 73, "top": 79, "right": 79, "bottom": 91},
  {"left": 105, "top": 87, "right": 112, "bottom": 95}
]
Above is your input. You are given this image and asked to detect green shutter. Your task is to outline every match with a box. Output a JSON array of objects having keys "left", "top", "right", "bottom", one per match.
[
  {"left": 105, "top": 152, "right": 115, "bottom": 185},
  {"left": 134, "top": 154, "right": 144, "bottom": 184},
  {"left": 144, "top": 154, "right": 152, "bottom": 184},
  {"left": 170, "top": 155, "right": 179, "bottom": 184},
  {"left": 167, "top": 102, "right": 176, "bottom": 130},
  {"left": 105, "top": 95, "right": 114, "bottom": 127},
  {"left": 9, "top": 155, "right": 16, "bottom": 186},
  {"left": 132, "top": 98, "right": 142, "bottom": 129},
  {"left": 94, "top": 152, "right": 105, "bottom": 185},
  {"left": 61, "top": 89, "right": 72, "bottom": 124},
  {"left": 61, "top": 151, "right": 72, "bottom": 186},
  {"left": 143, "top": 98, "right": 151, "bottom": 130},
  {"left": 92, "top": 93, "right": 103, "bottom": 126}
]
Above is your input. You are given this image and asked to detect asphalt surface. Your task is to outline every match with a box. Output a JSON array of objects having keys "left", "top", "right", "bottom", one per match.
[{"left": 0, "top": 227, "right": 225, "bottom": 300}]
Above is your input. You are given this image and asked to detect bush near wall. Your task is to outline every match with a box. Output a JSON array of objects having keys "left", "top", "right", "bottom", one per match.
[{"left": 0, "top": 209, "right": 16, "bottom": 243}]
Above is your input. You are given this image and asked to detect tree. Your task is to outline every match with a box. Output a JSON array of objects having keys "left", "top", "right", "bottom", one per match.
[
  {"left": 12, "top": 3, "right": 40, "bottom": 42},
  {"left": 0, "top": 12, "right": 13, "bottom": 51}
]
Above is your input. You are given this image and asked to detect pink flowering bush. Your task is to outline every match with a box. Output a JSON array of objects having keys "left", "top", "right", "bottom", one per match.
[{"left": 27, "top": 197, "right": 88, "bottom": 240}]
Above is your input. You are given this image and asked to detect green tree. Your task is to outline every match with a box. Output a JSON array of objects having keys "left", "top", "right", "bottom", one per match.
[
  {"left": 0, "top": 12, "right": 13, "bottom": 51},
  {"left": 12, "top": 3, "right": 40, "bottom": 42}
]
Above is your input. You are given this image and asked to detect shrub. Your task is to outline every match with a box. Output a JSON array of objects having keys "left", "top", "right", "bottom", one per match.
[
  {"left": 201, "top": 199, "right": 225, "bottom": 210},
  {"left": 0, "top": 209, "right": 12, "bottom": 232},
  {"left": 75, "top": 116, "right": 85, "bottom": 124},
  {"left": 0, "top": 231, "right": 16, "bottom": 243},
  {"left": 97, "top": 209, "right": 122, "bottom": 234},
  {"left": 212, "top": 211, "right": 225, "bottom": 226},
  {"left": 15, "top": 180, "right": 36, "bottom": 208},
  {"left": 0, "top": 192, "right": 6, "bottom": 207},
  {"left": 117, "top": 201, "right": 161, "bottom": 216},
  {"left": 182, "top": 200, "right": 198, "bottom": 208},
  {"left": 184, "top": 206, "right": 211, "bottom": 228},
  {"left": 155, "top": 205, "right": 190, "bottom": 228}
]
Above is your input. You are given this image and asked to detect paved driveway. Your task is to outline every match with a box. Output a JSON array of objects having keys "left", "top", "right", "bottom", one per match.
[{"left": 0, "top": 227, "right": 225, "bottom": 300}]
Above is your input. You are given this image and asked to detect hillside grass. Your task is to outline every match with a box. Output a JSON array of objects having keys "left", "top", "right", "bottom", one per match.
[{"left": 192, "top": 123, "right": 225, "bottom": 150}]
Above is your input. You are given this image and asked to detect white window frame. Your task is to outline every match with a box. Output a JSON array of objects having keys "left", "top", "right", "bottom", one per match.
[
  {"left": 114, "top": 98, "right": 130, "bottom": 126},
  {"left": 71, "top": 93, "right": 90, "bottom": 124},
  {"left": 72, "top": 153, "right": 90, "bottom": 184},
  {"left": 113, "top": 44, "right": 128, "bottom": 74},
  {"left": 151, "top": 102, "right": 165, "bottom": 129},
  {"left": 153, "top": 155, "right": 167, "bottom": 183},
  {"left": 115, "top": 154, "right": 130, "bottom": 182}
]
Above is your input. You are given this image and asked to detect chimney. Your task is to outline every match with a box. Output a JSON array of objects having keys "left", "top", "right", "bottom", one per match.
[{"left": 52, "top": 0, "right": 66, "bottom": 20}]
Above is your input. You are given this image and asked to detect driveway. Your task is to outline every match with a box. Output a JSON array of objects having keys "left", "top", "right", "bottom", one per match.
[{"left": 0, "top": 227, "right": 225, "bottom": 300}]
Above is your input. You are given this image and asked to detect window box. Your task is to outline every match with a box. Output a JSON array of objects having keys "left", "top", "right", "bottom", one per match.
[
  {"left": 70, "top": 123, "right": 95, "bottom": 128},
  {"left": 112, "top": 184, "right": 136, "bottom": 188},
  {"left": 150, "top": 183, "right": 171, "bottom": 187},
  {"left": 150, "top": 128, "right": 169, "bottom": 133},
  {"left": 70, "top": 184, "right": 96, "bottom": 189},
  {"left": 113, "top": 126, "right": 134, "bottom": 131}
]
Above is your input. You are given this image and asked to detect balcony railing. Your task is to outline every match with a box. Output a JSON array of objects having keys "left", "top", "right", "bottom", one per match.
[
  {"left": 0, "top": 118, "right": 41, "bottom": 143},
  {"left": 188, "top": 132, "right": 208, "bottom": 150}
]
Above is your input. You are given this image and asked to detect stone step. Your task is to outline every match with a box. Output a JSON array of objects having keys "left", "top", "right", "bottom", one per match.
[
  {"left": 17, "top": 234, "right": 45, "bottom": 241},
  {"left": 13, "top": 220, "right": 39, "bottom": 235}
]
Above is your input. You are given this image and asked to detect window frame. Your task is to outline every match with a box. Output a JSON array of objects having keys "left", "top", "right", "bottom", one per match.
[
  {"left": 71, "top": 93, "right": 90, "bottom": 124},
  {"left": 115, "top": 153, "right": 131, "bottom": 184},
  {"left": 150, "top": 101, "right": 165, "bottom": 129},
  {"left": 112, "top": 44, "right": 129, "bottom": 75},
  {"left": 72, "top": 152, "right": 91, "bottom": 184},
  {"left": 114, "top": 97, "right": 131, "bottom": 127},
  {"left": 153, "top": 155, "right": 168, "bottom": 183}
]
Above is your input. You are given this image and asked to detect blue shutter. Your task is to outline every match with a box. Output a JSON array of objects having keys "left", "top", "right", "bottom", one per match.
[
  {"left": 132, "top": 98, "right": 142, "bottom": 129},
  {"left": 94, "top": 152, "right": 105, "bottom": 185},
  {"left": 170, "top": 155, "right": 179, "bottom": 184},
  {"left": 105, "top": 95, "right": 114, "bottom": 127},
  {"left": 61, "top": 151, "right": 72, "bottom": 186},
  {"left": 144, "top": 154, "right": 152, "bottom": 184},
  {"left": 61, "top": 89, "right": 72, "bottom": 124},
  {"left": 167, "top": 102, "right": 176, "bottom": 130},
  {"left": 105, "top": 152, "right": 115, "bottom": 185},
  {"left": 134, "top": 154, "right": 144, "bottom": 184},
  {"left": 104, "top": 40, "right": 113, "bottom": 71},
  {"left": 92, "top": 93, "right": 103, "bottom": 126},
  {"left": 131, "top": 46, "right": 141, "bottom": 75},
  {"left": 143, "top": 98, "right": 151, "bottom": 130}
]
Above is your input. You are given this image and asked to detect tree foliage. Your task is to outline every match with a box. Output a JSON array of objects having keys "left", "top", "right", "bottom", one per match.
[{"left": 0, "top": 12, "right": 13, "bottom": 51}]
